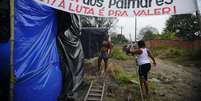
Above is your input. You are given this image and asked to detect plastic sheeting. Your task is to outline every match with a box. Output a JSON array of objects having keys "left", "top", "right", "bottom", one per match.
[
  {"left": 0, "top": 42, "right": 10, "bottom": 101},
  {"left": 57, "top": 11, "right": 84, "bottom": 101},
  {"left": 0, "top": 0, "right": 10, "bottom": 100},
  {"left": 81, "top": 28, "right": 108, "bottom": 58},
  {"left": 0, "top": 0, "right": 10, "bottom": 42},
  {"left": 14, "top": 0, "right": 62, "bottom": 101}
]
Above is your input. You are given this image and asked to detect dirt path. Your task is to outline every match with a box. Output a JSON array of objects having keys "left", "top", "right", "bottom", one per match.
[
  {"left": 81, "top": 57, "right": 201, "bottom": 101},
  {"left": 145, "top": 58, "right": 201, "bottom": 101},
  {"left": 107, "top": 58, "right": 201, "bottom": 101}
]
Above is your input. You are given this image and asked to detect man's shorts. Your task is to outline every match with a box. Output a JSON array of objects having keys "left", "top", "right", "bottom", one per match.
[
  {"left": 99, "top": 52, "right": 108, "bottom": 60},
  {"left": 138, "top": 63, "right": 151, "bottom": 81}
]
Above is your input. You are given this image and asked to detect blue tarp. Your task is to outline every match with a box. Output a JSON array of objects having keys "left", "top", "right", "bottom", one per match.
[
  {"left": 0, "top": 0, "right": 10, "bottom": 100},
  {"left": 0, "top": 42, "right": 10, "bottom": 101},
  {"left": 0, "top": 42, "right": 10, "bottom": 81},
  {"left": 14, "top": 0, "right": 62, "bottom": 101}
]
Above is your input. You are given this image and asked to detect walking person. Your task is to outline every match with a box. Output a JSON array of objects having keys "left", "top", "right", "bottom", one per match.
[
  {"left": 98, "top": 35, "right": 112, "bottom": 74},
  {"left": 129, "top": 40, "right": 156, "bottom": 96}
]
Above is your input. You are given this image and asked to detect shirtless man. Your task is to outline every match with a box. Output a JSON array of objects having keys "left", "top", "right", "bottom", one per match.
[{"left": 98, "top": 35, "right": 112, "bottom": 74}]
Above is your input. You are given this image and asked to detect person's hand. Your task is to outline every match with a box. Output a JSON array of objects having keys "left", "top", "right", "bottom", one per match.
[
  {"left": 129, "top": 47, "right": 134, "bottom": 53},
  {"left": 108, "top": 53, "right": 111, "bottom": 58}
]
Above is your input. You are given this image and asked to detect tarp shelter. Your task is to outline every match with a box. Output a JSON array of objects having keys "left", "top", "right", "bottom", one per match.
[
  {"left": 0, "top": 0, "right": 10, "bottom": 100},
  {"left": 81, "top": 28, "right": 108, "bottom": 59},
  {"left": 14, "top": 1, "right": 62, "bottom": 101},
  {"left": 56, "top": 10, "right": 84, "bottom": 100},
  {"left": 3, "top": 0, "right": 200, "bottom": 101},
  {"left": 14, "top": 0, "right": 84, "bottom": 101}
]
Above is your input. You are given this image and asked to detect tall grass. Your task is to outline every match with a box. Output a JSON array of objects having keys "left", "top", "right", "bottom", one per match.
[
  {"left": 152, "top": 45, "right": 183, "bottom": 58},
  {"left": 152, "top": 45, "right": 201, "bottom": 61},
  {"left": 108, "top": 63, "right": 137, "bottom": 84},
  {"left": 111, "top": 47, "right": 132, "bottom": 60}
]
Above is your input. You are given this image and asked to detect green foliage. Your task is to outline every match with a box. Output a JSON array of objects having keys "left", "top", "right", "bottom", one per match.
[
  {"left": 111, "top": 65, "right": 137, "bottom": 84},
  {"left": 152, "top": 45, "right": 183, "bottom": 58},
  {"left": 159, "top": 32, "right": 177, "bottom": 40},
  {"left": 143, "top": 32, "right": 157, "bottom": 40},
  {"left": 111, "top": 34, "right": 128, "bottom": 44},
  {"left": 139, "top": 26, "right": 159, "bottom": 40},
  {"left": 168, "top": 48, "right": 182, "bottom": 56},
  {"left": 111, "top": 47, "right": 131, "bottom": 60},
  {"left": 143, "top": 32, "right": 176, "bottom": 40},
  {"left": 152, "top": 45, "right": 201, "bottom": 62},
  {"left": 164, "top": 14, "right": 200, "bottom": 40},
  {"left": 80, "top": 15, "right": 118, "bottom": 28}
]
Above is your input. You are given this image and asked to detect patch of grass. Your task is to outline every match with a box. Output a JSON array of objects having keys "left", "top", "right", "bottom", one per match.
[
  {"left": 170, "top": 48, "right": 201, "bottom": 67},
  {"left": 111, "top": 47, "right": 132, "bottom": 60},
  {"left": 149, "top": 80, "right": 157, "bottom": 91},
  {"left": 105, "top": 97, "right": 117, "bottom": 101},
  {"left": 109, "top": 63, "right": 137, "bottom": 84},
  {"left": 152, "top": 45, "right": 201, "bottom": 61},
  {"left": 152, "top": 45, "right": 201, "bottom": 67},
  {"left": 107, "top": 63, "right": 159, "bottom": 101},
  {"left": 152, "top": 45, "right": 184, "bottom": 58}
]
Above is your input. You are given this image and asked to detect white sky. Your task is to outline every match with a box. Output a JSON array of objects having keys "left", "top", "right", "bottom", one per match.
[
  {"left": 110, "top": 15, "right": 170, "bottom": 40},
  {"left": 110, "top": 0, "right": 201, "bottom": 41},
  {"left": 198, "top": 0, "right": 201, "bottom": 13}
]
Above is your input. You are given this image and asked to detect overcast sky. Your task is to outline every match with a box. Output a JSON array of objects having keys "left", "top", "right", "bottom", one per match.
[
  {"left": 110, "top": 15, "right": 170, "bottom": 40},
  {"left": 109, "top": 0, "right": 201, "bottom": 41}
]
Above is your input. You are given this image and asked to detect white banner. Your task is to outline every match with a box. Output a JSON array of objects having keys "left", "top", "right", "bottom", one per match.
[{"left": 37, "top": 0, "right": 197, "bottom": 17}]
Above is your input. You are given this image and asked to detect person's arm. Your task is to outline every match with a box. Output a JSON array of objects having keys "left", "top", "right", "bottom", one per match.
[
  {"left": 147, "top": 50, "right": 156, "bottom": 66},
  {"left": 108, "top": 42, "right": 113, "bottom": 55},
  {"left": 108, "top": 48, "right": 111, "bottom": 55},
  {"left": 129, "top": 48, "right": 142, "bottom": 55}
]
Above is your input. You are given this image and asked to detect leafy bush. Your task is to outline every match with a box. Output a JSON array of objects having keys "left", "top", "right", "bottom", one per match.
[
  {"left": 111, "top": 34, "right": 128, "bottom": 45},
  {"left": 168, "top": 48, "right": 182, "bottom": 56},
  {"left": 111, "top": 47, "right": 132, "bottom": 60},
  {"left": 143, "top": 32, "right": 176, "bottom": 40}
]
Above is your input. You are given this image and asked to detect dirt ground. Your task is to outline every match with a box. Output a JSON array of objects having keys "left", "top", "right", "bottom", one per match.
[
  {"left": 148, "top": 58, "right": 201, "bottom": 101},
  {"left": 78, "top": 57, "right": 201, "bottom": 101}
]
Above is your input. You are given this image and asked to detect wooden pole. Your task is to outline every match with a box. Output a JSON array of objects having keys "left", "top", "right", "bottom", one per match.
[
  {"left": 135, "top": 17, "right": 137, "bottom": 42},
  {"left": 134, "top": 16, "right": 145, "bottom": 101},
  {"left": 10, "top": 0, "right": 14, "bottom": 100}
]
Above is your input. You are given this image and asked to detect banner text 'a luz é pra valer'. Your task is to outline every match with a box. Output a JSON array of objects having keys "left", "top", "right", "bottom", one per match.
[{"left": 37, "top": 0, "right": 197, "bottom": 17}]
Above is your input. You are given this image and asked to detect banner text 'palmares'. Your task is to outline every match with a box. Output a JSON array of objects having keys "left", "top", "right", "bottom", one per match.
[{"left": 37, "top": 0, "right": 197, "bottom": 17}]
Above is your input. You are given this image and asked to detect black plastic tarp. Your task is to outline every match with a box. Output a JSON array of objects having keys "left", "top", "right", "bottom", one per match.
[
  {"left": 0, "top": 0, "right": 10, "bottom": 101},
  {"left": 0, "top": 0, "right": 10, "bottom": 42},
  {"left": 56, "top": 11, "right": 84, "bottom": 101},
  {"left": 81, "top": 28, "right": 108, "bottom": 59}
]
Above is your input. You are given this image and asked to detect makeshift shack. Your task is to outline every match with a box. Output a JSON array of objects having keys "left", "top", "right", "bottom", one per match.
[{"left": 81, "top": 28, "right": 108, "bottom": 59}]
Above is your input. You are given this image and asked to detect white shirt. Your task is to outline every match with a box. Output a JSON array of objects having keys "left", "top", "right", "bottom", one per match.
[{"left": 137, "top": 48, "right": 150, "bottom": 65}]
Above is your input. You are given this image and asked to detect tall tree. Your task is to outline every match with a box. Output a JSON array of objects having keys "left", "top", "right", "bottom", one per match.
[
  {"left": 110, "top": 33, "right": 128, "bottom": 44},
  {"left": 139, "top": 26, "right": 159, "bottom": 40},
  {"left": 164, "top": 14, "right": 200, "bottom": 40},
  {"left": 80, "top": 15, "right": 118, "bottom": 29}
]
